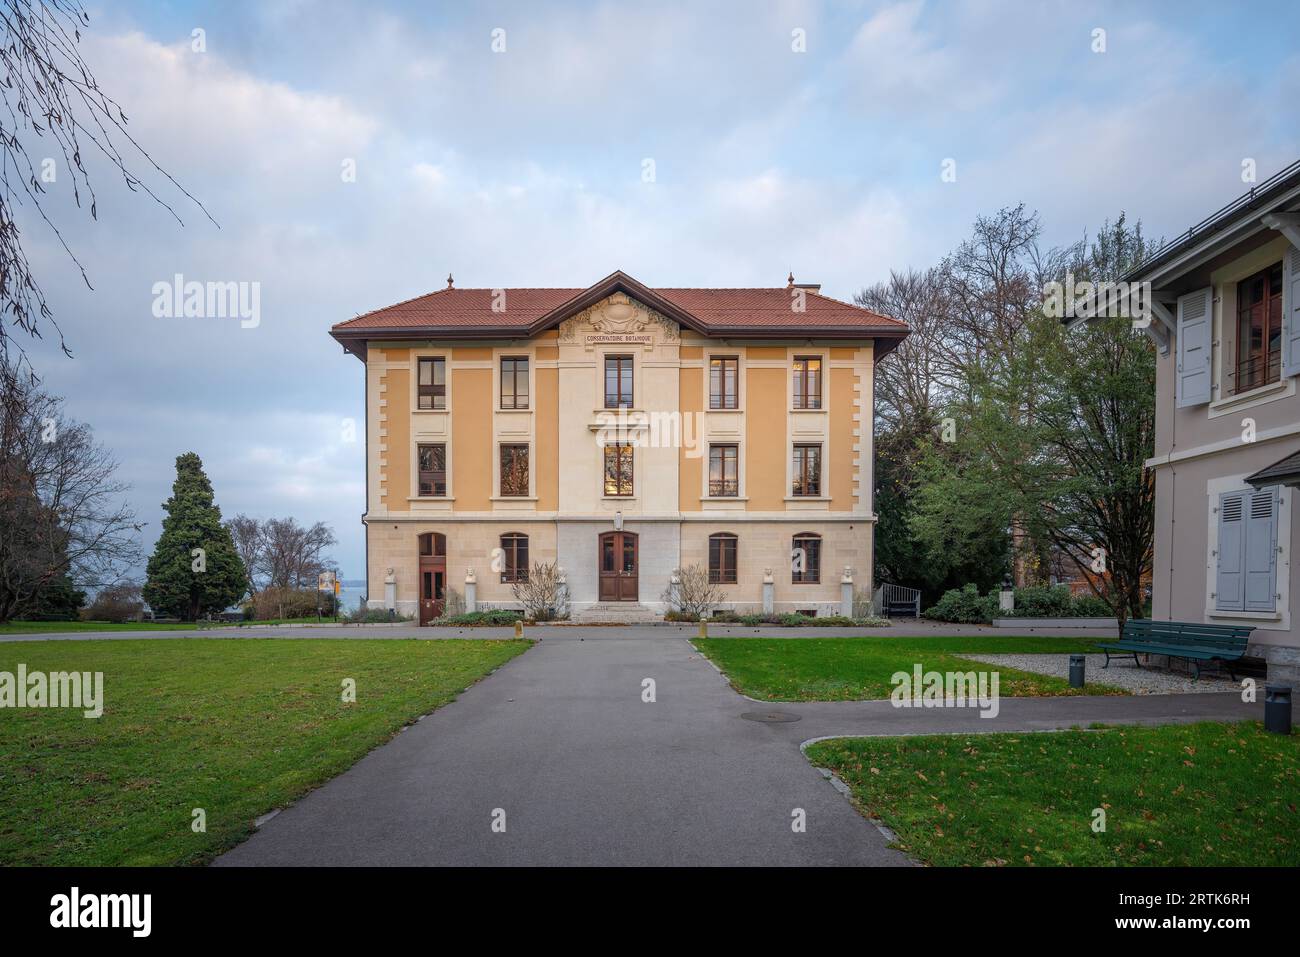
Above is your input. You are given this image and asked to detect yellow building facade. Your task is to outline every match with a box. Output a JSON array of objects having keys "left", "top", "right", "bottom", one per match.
[{"left": 331, "top": 271, "right": 907, "bottom": 622}]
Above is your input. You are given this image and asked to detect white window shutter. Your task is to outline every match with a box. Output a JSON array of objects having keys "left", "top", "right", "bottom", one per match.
[
  {"left": 1283, "top": 243, "right": 1300, "bottom": 378},
  {"left": 1176, "top": 287, "right": 1212, "bottom": 407},
  {"left": 1243, "top": 487, "right": 1280, "bottom": 612},
  {"left": 1215, "top": 492, "right": 1245, "bottom": 612}
]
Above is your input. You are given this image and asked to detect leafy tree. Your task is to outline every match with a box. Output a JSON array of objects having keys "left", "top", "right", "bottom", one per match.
[
  {"left": 910, "top": 215, "right": 1157, "bottom": 630},
  {"left": 0, "top": 363, "right": 141, "bottom": 621},
  {"left": 143, "top": 453, "right": 246, "bottom": 620},
  {"left": 26, "top": 573, "right": 86, "bottom": 620}
]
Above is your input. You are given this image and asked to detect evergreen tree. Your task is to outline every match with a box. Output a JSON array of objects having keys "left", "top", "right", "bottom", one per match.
[{"left": 143, "top": 453, "right": 246, "bottom": 620}]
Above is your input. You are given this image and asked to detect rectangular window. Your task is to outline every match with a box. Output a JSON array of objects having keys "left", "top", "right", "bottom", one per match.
[
  {"left": 499, "top": 444, "right": 529, "bottom": 497},
  {"left": 417, "top": 444, "right": 446, "bottom": 497},
  {"left": 603, "top": 443, "right": 634, "bottom": 496},
  {"left": 709, "top": 536, "right": 738, "bottom": 584},
  {"left": 500, "top": 356, "right": 529, "bottom": 410},
  {"left": 1234, "top": 263, "right": 1284, "bottom": 393},
  {"left": 792, "top": 535, "right": 821, "bottom": 584},
  {"left": 604, "top": 355, "right": 633, "bottom": 409},
  {"left": 709, "top": 356, "right": 739, "bottom": 409},
  {"left": 792, "top": 356, "right": 822, "bottom": 410},
  {"left": 792, "top": 444, "right": 822, "bottom": 497},
  {"left": 417, "top": 357, "right": 446, "bottom": 410},
  {"left": 708, "top": 444, "right": 739, "bottom": 497},
  {"left": 500, "top": 534, "right": 529, "bottom": 583}
]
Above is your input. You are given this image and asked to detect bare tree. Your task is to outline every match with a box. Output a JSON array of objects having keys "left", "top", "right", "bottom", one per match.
[
  {"left": 511, "top": 561, "right": 568, "bottom": 621},
  {"left": 226, "top": 513, "right": 262, "bottom": 598},
  {"left": 857, "top": 266, "right": 958, "bottom": 432},
  {"left": 663, "top": 564, "right": 722, "bottom": 619},
  {"left": 221, "top": 515, "right": 339, "bottom": 602},
  {"left": 0, "top": 0, "right": 212, "bottom": 371},
  {"left": 0, "top": 363, "right": 141, "bottom": 621}
]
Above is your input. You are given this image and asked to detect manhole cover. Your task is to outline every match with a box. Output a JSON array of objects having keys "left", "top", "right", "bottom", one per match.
[{"left": 740, "top": 711, "right": 801, "bottom": 723}]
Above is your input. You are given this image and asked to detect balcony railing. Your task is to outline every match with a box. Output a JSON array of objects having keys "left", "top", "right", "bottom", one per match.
[{"left": 1231, "top": 351, "right": 1281, "bottom": 396}]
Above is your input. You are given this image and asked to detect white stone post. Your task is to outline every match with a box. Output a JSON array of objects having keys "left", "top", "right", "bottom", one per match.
[
  {"left": 999, "top": 576, "right": 1015, "bottom": 614},
  {"left": 383, "top": 567, "right": 396, "bottom": 612},
  {"left": 464, "top": 568, "right": 477, "bottom": 614},
  {"left": 762, "top": 568, "right": 775, "bottom": 615},
  {"left": 668, "top": 570, "right": 681, "bottom": 613},
  {"left": 840, "top": 566, "right": 854, "bottom": 618}
]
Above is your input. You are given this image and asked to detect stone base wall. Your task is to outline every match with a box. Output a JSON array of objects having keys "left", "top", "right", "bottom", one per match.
[{"left": 365, "top": 518, "right": 872, "bottom": 618}]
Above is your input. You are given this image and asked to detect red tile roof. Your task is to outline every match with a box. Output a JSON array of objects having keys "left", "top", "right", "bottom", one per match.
[{"left": 330, "top": 270, "right": 908, "bottom": 357}]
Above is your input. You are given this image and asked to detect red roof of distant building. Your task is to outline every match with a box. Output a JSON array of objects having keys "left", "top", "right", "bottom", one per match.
[{"left": 330, "top": 270, "right": 908, "bottom": 358}]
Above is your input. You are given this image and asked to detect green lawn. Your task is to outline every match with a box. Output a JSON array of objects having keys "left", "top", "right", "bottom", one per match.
[
  {"left": 0, "top": 637, "right": 530, "bottom": 865},
  {"left": 0, "top": 620, "right": 201, "bottom": 634},
  {"left": 806, "top": 722, "right": 1300, "bottom": 866},
  {"left": 693, "top": 635, "right": 1117, "bottom": 700}
]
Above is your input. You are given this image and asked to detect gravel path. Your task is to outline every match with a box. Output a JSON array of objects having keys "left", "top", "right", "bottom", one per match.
[{"left": 956, "top": 653, "right": 1239, "bottom": 695}]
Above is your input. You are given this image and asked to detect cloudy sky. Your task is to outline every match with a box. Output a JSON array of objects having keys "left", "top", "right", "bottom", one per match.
[{"left": 15, "top": 0, "right": 1300, "bottom": 584}]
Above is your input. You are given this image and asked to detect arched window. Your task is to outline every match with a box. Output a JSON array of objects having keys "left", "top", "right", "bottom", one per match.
[
  {"left": 500, "top": 533, "right": 529, "bottom": 583},
  {"left": 791, "top": 532, "right": 821, "bottom": 584},
  {"left": 418, "top": 532, "right": 446, "bottom": 557},
  {"left": 709, "top": 533, "right": 738, "bottom": 584}
]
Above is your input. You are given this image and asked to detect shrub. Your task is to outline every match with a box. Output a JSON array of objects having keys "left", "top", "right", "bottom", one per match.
[
  {"left": 1069, "top": 594, "right": 1114, "bottom": 618},
  {"left": 84, "top": 583, "right": 144, "bottom": 623},
  {"left": 436, "top": 610, "right": 523, "bottom": 626},
  {"left": 1004, "top": 584, "right": 1073, "bottom": 618},
  {"left": 922, "top": 583, "right": 995, "bottom": 623},
  {"left": 663, "top": 565, "right": 722, "bottom": 619},
  {"left": 250, "top": 587, "right": 335, "bottom": 620},
  {"left": 343, "top": 606, "right": 413, "bottom": 624},
  {"left": 510, "top": 562, "right": 568, "bottom": 620},
  {"left": 924, "top": 582, "right": 1117, "bottom": 622},
  {"left": 664, "top": 610, "right": 698, "bottom": 622}
]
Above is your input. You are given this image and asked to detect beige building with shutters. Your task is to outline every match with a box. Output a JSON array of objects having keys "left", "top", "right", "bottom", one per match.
[
  {"left": 1125, "top": 160, "right": 1300, "bottom": 687},
  {"left": 330, "top": 270, "right": 908, "bottom": 623}
]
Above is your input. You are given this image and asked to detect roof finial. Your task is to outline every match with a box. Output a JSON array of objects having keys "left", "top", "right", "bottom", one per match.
[
  {"left": 446, "top": 273, "right": 454, "bottom": 289},
  {"left": 787, "top": 271, "right": 795, "bottom": 288}
]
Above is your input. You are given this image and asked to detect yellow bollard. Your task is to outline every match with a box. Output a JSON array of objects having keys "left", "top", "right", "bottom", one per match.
[
  {"left": 514, "top": 619, "right": 524, "bottom": 639},
  {"left": 698, "top": 619, "right": 707, "bottom": 639}
]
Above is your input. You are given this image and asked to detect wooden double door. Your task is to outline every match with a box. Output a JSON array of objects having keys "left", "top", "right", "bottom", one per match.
[
  {"left": 418, "top": 532, "right": 446, "bottom": 625},
  {"left": 598, "top": 531, "right": 638, "bottom": 602}
]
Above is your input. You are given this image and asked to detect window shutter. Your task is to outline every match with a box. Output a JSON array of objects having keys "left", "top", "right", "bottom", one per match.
[
  {"left": 1215, "top": 492, "right": 1245, "bottom": 612},
  {"left": 1284, "top": 244, "right": 1300, "bottom": 378},
  {"left": 1176, "top": 287, "right": 1213, "bottom": 407},
  {"left": 1243, "top": 487, "right": 1280, "bottom": 612}
]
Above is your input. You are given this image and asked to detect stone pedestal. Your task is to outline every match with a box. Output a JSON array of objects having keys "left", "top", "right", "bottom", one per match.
[
  {"left": 840, "top": 567, "right": 854, "bottom": 618},
  {"left": 464, "top": 568, "right": 477, "bottom": 614},
  {"left": 762, "top": 568, "right": 774, "bottom": 614},
  {"left": 383, "top": 567, "right": 396, "bottom": 611}
]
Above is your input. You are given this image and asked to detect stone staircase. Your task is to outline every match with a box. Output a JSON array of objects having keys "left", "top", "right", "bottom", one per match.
[{"left": 570, "top": 602, "right": 662, "bottom": 624}]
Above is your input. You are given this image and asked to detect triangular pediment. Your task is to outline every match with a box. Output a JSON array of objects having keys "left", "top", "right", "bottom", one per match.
[{"left": 535, "top": 270, "right": 706, "bottom": 336}]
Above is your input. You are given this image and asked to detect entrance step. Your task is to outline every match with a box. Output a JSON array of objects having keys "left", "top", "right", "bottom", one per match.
[{"left": 570, "top": 603, "right": 662, "bottom": 623}]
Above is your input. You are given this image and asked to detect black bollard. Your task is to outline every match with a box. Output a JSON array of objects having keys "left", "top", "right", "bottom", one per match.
[
  {"left": 1264, "top": 684, "right": 1292, "bottom": 735},
  {"left": 1069, "top": 654, "right": 1086, "bottom": 688}
]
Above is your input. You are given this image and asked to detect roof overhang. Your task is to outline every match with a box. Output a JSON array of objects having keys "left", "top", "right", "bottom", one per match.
[
  {"left": 1246, "top": 449, "right": 1300, "bottom": 489},
  {"left": 329, "top": 269, "right": 909, "bottom": 361}
]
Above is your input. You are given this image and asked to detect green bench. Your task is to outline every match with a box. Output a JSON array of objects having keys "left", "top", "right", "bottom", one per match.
[{"left": 1098, "top": 619, "right": 1254, "bottom": 680}]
